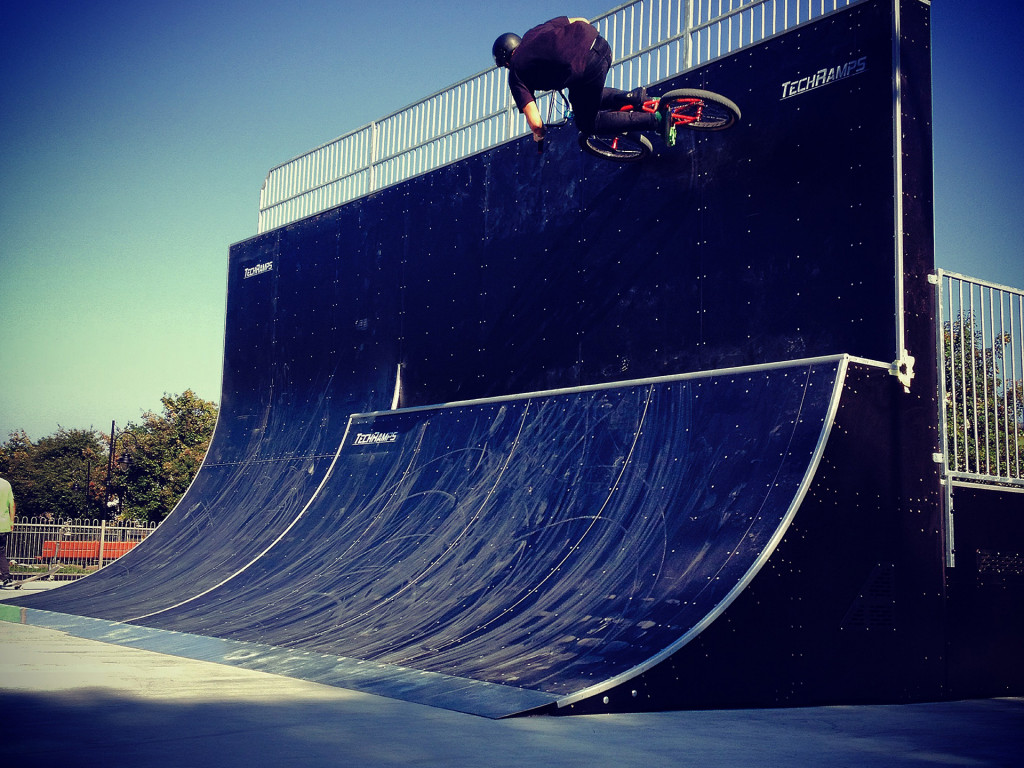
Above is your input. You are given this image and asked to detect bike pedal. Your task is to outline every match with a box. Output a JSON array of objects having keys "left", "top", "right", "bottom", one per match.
[{"left": 656, "top": 101, "right": 675, "bottom": 147}]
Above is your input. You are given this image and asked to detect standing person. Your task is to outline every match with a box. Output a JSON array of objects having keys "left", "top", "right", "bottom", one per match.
[
  {"left": 0, "top": 476, "right": 15, "bottom": 587},
  {"left": 492, "top": 16, "right": 670, "bottom": 146}
]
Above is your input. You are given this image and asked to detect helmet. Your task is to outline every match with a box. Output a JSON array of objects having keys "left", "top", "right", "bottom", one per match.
[{"left": 492, "top": 33, "right": 521, "bottom": 67}]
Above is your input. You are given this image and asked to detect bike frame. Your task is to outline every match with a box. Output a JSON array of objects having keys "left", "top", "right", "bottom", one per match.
[
  {"left": 551, "top": 90, "right": 714, "bottom": 132},
  {"left": 618, "top": 98, "right": 711, "bottom": 129}
]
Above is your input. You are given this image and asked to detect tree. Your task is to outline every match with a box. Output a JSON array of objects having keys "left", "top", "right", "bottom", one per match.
[
  {"left": 0, "top": 428, "right": 108, "bottom": 519},
  {"left": 110, "top": 390, "right": 218, "bottom": 523},
  {"left": 0, "top": 390, "right": 218, "bottom": 524},
  {"left": 943, "top": 315, "right": 1024, "bottom": 480}
]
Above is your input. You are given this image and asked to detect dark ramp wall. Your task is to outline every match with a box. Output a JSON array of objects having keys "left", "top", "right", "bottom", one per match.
[{"left": 235, "top": 0, "right": 905, "bottom": 408}]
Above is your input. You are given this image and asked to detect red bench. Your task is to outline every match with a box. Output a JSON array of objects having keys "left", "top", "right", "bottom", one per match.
[{"left": 39, "top": 540, "right": 138, "bottom": 561}]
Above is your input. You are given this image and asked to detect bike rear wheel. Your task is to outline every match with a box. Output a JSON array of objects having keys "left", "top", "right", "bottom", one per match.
[
  {"left": 661, "top": 88, "right": 741, "bottom": 131},
  {"left": 578, "top": 132, "right": 654, "bottom": 163}
]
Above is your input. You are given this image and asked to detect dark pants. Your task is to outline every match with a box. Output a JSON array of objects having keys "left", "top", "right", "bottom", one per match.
[
  {"left": 0, "top": 532, "right": 10, "bottom": 580},
  {"left": 568, "top": 37, "right": 659, "bottom": 135}
]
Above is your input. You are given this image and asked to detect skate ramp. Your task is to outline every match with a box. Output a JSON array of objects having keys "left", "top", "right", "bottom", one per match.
[
  {"left": 11, "top": 0, "right": 907, "bottom": 624},
  {"left": 13, "top": 357, "right": 848, "bottom": 717},
  {"left": 4, "top": 0, "right": 950, "bottom": 714}
]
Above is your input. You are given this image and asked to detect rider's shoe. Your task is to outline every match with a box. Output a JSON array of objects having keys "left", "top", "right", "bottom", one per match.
[
  {"left": 624, "top": 86, "right": 648, "bottom": 108},
  {"left": 657, "top": 100, "right": 676, "bottom": 147}
]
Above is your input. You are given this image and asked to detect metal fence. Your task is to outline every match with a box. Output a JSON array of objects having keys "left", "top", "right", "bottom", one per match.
[
  {"left": 936, "top": 270, "right": 1024, "bottom": 486},
  {"left": 8, "top": 517, "right": 159, "bottom": 582},
  {"left": 257, "top": 0, "right": 860, "bottom": 233}
]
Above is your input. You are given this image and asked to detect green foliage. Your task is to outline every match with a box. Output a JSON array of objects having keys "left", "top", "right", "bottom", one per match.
[
  {"left": 0, "top": 390, "right": 218, "bottom": 524},
  {"left": 0, "top": 428, "right": 107, "bottom": 519},
  {"left": 943, "top": 316, "right": 1024, "bottom": 479},
  {"left": 107, "top": 390, "right": 218, "bottom": 523}
]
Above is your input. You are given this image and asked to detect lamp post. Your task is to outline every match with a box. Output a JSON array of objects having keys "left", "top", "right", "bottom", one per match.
[
  {"left": 105, "top": 420, "right": 142, "bottom": 517},
  {"left": 72, "top": 459, "right": 91, "bottom": 516}
]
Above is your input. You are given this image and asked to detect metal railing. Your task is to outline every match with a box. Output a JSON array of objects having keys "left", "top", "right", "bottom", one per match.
[
  {"left": 937, "top": 271, "right": 1024, "bottom": 486},
  {"left": 7, "top": 517, "right": 159, "bottom": 581},
  {"left": 257, "top": 0, "right": 859, "bottom": 233}
]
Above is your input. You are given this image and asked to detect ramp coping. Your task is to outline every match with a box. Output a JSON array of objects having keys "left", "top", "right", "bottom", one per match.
[{"left": 371, "top": 354, "right": 887, "bottom": 419}]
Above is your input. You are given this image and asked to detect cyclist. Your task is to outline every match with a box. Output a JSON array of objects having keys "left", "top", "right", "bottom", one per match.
[{"left": 492, "top": 17, "right": 670, "bottom": 147}]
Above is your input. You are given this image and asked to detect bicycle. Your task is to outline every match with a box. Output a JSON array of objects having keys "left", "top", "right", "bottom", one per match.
[{"left": 577, "top": 88, "right": 741, "bottom": 163}]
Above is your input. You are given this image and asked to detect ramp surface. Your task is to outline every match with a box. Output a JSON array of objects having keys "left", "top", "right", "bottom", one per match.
[{"left": 14, "top": 358, "right": 845, "bottom": 717}]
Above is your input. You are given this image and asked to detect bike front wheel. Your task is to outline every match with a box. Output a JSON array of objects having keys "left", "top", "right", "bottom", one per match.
[
  {"left": 661, "top": 88, "right": 741, "bottom": 131},
  {"left": 578, "top": 131, "right": 654, "bottom": 163}
]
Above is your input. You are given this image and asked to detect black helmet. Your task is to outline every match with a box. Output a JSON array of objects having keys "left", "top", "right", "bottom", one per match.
[{"left": 492, "top": 33, "right": 521, "bottom": 67}]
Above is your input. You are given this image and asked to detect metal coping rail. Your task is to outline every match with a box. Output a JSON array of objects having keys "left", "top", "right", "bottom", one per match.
[
  {"left": 256, "top": 0, "right": 860, "bottom": 233},
  {"left": 936, "top": 270, "right": 1024, "bottom": 487},
  {"left": 354, "top": 354, "right": 886, "bottom": 419}
]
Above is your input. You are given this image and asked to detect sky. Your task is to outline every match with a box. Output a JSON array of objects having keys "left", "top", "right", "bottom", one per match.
[{"left": 1, "top": 1, "right": 1022, "bottom": 441}]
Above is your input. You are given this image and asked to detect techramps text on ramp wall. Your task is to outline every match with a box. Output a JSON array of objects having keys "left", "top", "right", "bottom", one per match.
[{"left": 5, "top": 0, "right": 950, "bottom": 714}]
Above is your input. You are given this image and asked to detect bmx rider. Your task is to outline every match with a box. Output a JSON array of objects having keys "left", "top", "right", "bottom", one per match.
[{"left": 492, "top": 17, "right": 671, "bottom": 146}]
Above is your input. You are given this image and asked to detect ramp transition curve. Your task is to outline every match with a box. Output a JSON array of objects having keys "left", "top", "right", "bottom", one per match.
[{"left": 8, "top": 357, "right": 847, "bottom": 717}]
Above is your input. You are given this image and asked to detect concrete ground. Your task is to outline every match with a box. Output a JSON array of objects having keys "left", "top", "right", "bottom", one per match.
[{"left": 2, "top": 582, "right": 1022, "bottom": 768}]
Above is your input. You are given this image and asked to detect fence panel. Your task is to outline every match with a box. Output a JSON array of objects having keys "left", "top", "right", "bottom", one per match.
[
  {"left": 7, "top": 518, "right": 159, "bottom": 583},
  {"left": 257, "top": 0, "right": 859, "bottom": 233},
  {"left": 937, "top": 271, "right": 1024, "bottom": 486}
]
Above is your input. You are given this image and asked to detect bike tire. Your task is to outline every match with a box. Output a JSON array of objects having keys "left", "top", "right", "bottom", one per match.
[
  {"left": 661, "top": 88, "right": 741, "bottom": 131},
  {"left": 578, "top": 132, "right": 653, "bottom": 163}
]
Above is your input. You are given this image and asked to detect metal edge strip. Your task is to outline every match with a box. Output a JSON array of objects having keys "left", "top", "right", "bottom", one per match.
[{"left": 355, "top": 354, "right": 888, "bottom": 420}]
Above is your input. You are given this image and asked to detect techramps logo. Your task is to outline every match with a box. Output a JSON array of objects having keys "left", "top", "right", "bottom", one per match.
[
  {"left": 780, "top": 56, "right": 867, "bottom": 100},
  {"left": 352, "top": 431, "right": 399, "bottom": 446},
  {"left": 244, "top": 261, "right": 273, "bottom": 279}
]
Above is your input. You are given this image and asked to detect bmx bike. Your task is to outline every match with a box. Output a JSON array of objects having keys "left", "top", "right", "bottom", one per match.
[{"left": 578, "top": 88, "right": 741, "bottom": 163}]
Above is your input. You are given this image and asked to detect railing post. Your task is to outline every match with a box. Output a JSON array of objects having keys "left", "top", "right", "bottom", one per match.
[
  {"left": 683, "top": 0, "right": 694, "bottom": 72},
  {"left": 369, "top": 121, "right": 379, "bottom": 194},
  {"left": 933, "top": 270, "right": 955, "bottom": 568},
  {"left": 98, "top": 519, "right": 107, "bottom": 569}
]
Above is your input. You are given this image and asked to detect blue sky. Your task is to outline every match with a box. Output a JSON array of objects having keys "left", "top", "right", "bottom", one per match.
[{"left": 1, "top": 1, "right": 1021, "bottom": 440}]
